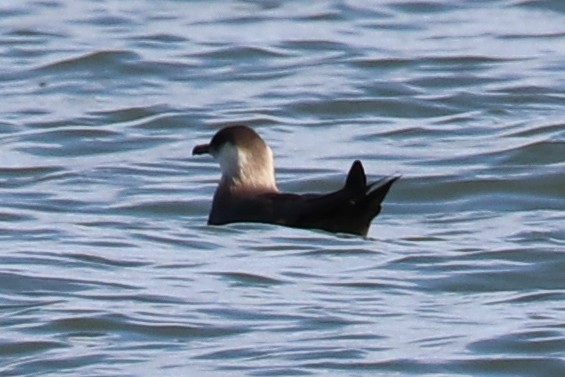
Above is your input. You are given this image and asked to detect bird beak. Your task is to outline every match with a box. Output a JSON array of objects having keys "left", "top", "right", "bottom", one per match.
[{"left": 192, "top": 143, "right": 210, "bottom": 155}]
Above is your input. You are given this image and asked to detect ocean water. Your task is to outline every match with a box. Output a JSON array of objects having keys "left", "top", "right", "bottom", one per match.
[{"left": 1, "top": 0, "right": 564, "bottom": 376}]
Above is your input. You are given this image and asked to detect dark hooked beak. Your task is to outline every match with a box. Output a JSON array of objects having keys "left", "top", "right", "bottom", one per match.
[{"left": 192, "top": 143, "right": 210, "bottom": 155}]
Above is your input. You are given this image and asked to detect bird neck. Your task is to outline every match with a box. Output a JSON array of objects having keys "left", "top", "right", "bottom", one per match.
[{"left": 218, "top": 144, "right": 278, "bottom": 193}]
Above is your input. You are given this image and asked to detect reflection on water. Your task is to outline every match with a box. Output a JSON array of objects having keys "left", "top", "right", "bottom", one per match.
[{"left": 1, "top": 0, "right": 564, "bottom": 376}]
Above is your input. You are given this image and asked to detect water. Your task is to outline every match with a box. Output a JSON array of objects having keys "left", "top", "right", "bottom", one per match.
[{"left": 1, "top": 0, "right": 564, "bottom": 376}]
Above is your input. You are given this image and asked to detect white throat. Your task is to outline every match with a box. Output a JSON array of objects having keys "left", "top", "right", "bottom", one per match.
[{"left": 215, "top": 143, "right": 278, "bottom": 193}]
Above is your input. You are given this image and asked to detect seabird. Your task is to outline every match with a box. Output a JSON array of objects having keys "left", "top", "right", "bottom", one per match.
[{"left": 192, "top": 125, "right": 398, "bottom": 236}]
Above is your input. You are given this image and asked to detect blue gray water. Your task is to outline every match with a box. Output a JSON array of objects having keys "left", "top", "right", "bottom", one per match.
[{"left": 1, "top": 1, "right": 564, "bottom": 376}]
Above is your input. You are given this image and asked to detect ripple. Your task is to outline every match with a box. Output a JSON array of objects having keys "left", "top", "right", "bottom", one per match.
[
  {"left": 112, "top": 200, "right": 197, "bottom": 217},
  {"left": 396, "top": 171, "right": 564, "bottom": 212},
  {"left": 36, "top": 50, "right": 140, "bottom": 73},
  {"left": 194, "top": 44, "right": 293, "bottom": 60},
  {"left": 516, "top": 0, "right": 565, "bottom": 13},
  {"left": 0, "top": 271, "right": 126, "bottom": 295},
  {"left": 0, "top": 339, "right": 66, "bottom": 357},
  {"left": 485, "top": 291, "right": 565, "bottom": 305},
  {"left": 503, "top": 120, "right": 565, "bottom": 138},
  {"left": 497, "top": 140, "right": 565, "bottom": 165},
  {"left": 62, "top": 252, "right": 149, "bottom": 269},
  {"left": 16, "top": 126, "right": 173, "bottom": 157},
  {"left": 469, "top": 329, "right": 565, "bottom": 355},
  {"left": 210, "top": 271, "right": 287, "bottom": 287},
  {"left": 41, "top": 313, "right": 245, "bottom": 339},
  {"left": 291, "top": 97, "right": 457, "bottom": 118},
  {"left": 0, "top": 165, "right": 64, "bottom": 187},
  {"left": 451, "top": 357, "right": 565, "bottom": 377}
]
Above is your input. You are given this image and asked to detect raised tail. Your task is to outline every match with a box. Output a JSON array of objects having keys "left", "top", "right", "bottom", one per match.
[
  {"left": 290, "top": 161, "right": 398, "bottom": 236},
  {"left": 346, "top": 161, "right": 399, "bottom": 225},
  {"left": 345, "top": 160, "right": 367, "bottom": 192},
  {"left": 367, "top": 176, "right": 400, "bottom": 204},
  {"left": 345, "top": 160, "right": 399, "bottom": 204}
]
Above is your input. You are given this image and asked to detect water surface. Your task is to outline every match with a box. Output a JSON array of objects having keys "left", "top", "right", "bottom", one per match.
[{"left": 1, "top": 1, "right": 564, "bottom": 376}]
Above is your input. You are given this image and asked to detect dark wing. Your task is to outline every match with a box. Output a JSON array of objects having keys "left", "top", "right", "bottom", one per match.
[{"left": 261, "top": 161, "right": 399, "bottom": 236}]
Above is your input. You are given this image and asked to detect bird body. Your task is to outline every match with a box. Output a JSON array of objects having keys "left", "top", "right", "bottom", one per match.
[{"left": 193, "top": 125, "right": 397, "bottom": 236}]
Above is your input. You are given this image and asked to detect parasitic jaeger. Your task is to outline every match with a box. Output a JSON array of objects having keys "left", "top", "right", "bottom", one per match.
[{"left": 192, "top": 125, "right": 398, "bottom": 236}]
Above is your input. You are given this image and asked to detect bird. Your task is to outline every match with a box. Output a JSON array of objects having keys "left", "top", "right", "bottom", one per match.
[{"left": 192, "top": 125, "right": 398, "bottom": 236}]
